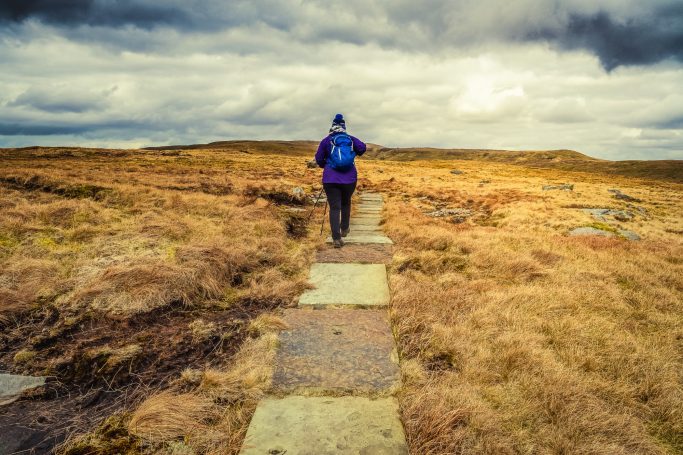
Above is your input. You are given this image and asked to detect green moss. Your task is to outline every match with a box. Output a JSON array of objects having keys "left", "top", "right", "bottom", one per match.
[
  {"left": 587, "top": 222, "right": 619, "bottom": 234},
  {"left": 13, "top": 349, "right": 37, "bottom": 364},
  {"left": 0, "top": 233, "right": 18, "bottom": 248},
  {"left": 35, "top": 235, "right": 59, "bottom": 250}
]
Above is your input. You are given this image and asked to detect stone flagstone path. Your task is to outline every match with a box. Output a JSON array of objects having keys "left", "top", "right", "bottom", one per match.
[{"left": 240, "top": 193, "right": 408, "bottom": 454}]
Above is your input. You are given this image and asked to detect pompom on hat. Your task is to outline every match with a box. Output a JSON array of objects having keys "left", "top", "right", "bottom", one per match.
[{"left": 330, "top": 113, "right": 346, "bottom": 133}]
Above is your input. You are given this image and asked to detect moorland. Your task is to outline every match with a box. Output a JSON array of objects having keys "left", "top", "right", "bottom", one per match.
[{"left": 0, "top": 142, "right": 681, "bottom": 454}]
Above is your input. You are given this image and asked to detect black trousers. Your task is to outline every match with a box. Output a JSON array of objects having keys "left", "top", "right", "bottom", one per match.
[{"left": 323, "top": 182, "right": 356, "bottom": 240}]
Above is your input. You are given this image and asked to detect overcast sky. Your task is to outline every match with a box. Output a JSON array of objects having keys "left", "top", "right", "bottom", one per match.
[{"left": 1, "top": 1, "right": 682, "bottom": 160}]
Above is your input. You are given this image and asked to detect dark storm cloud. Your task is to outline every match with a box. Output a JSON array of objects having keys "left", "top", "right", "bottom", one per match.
[
  {"left": 2, "top": 1, "right": 682, "bottom": 70},
  {"left": 10, "top": 86, "right": 110, "bottom": 113},
  {"left": 528, "top": 5, "right": 683, "bottom": 71},
  {"left": 0, "top": 119, "right": 147, "bottom": 136},
  {"left": 0, "top": 122, "right": 93, "bottom": 135},
  {"left": 0, "top": 0, "right": 189, "bottom": 28}
]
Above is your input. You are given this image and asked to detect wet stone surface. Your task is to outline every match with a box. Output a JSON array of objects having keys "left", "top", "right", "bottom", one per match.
[
  {"left": 240, "top": 396, "right": 408, "bottom": 455},
  {"left": 272, "top": 310, "right": 400, "bottom": 394}
]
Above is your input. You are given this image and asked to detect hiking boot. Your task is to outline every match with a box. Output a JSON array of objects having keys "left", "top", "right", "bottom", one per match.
[
  {"left": 333, "top": 239, "right": 344, "bottom": 248},
  {"left": 341, "top": 228, "right": 350, "bottom": 237}
]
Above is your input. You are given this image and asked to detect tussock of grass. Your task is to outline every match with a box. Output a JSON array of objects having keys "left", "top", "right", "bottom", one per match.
[
  {"left": 128, "top": 392, "right": 215, "bottom": 444},
  {"left": 248, "top": 313, "right": 289, "bottom": 336},
  {"left": 126, "top": 332, "right": 277, "bottom": 454}
]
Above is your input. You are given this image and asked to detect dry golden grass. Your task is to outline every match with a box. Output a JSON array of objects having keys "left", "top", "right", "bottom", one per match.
[
  {"left": 365, "top": 158, "right": 683, "bottom": 454},
  {"left": 0, "top": 147, "right": 323, "bottom": 454},
  {"left": 2, "top": 144, "right": 681, "bottom": 454}
]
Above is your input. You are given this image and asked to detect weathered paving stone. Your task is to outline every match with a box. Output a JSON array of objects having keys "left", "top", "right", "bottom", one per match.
[
  {"left": 240, "top": 396, "right": 408, "bottom": 455},
  {"left": 346, "top": 224, "right": 383, "bottom": 232},
  {"left": 316, "top": 244, "right": 393, "bottom": 264},
  {"left": 350, "top": 215, "right": 382, "bottom": 226},
  {"left": 272, "top": 310, "right": 400, "bottom": 394},
  {"left": 356, "top": 208, "right": 382, "bottom": 214},
  {"left": 329, "top": 233, "right": 393, "bottom": 245},
  {"left": 299, "top": 263, "right": 390, "bottom": 307},
  {"left": 0, "top": 374, "right": 45, "bottom": 405}
]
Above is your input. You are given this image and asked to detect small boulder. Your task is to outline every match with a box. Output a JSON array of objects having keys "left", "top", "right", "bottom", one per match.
[
  {"left": 306, "top": 160, "right": 318, "bottom": 169},
  {"left": 618, "top": 229, "right": 641, "bottom": 241},
  {"left": 569, "top": 227, "right": 616, "bottom": 238},
  {"left": 427, "top": 208, "right": 475, "bottom": 223},
  {"left": 450, "top": 170, "right": 464, "bottom": 175},
  {"left": 292, "top": 187, "right": 306, "bottom": 202},
  {"left": 608, "top": 189, "right": 641, "bottom": 202},
  {"left": 543, "top": 184, "right": 574, "bottom": 191}
]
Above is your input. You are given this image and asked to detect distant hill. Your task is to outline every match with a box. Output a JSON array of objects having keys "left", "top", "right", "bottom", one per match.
[
  {"left": 4, "top": 141, "right": 680, "bottom": 183},
  {"left": 145, "top": 140, "right": 318, "bottom": 156},
  {"left": 144, "top": 141, "right": 682, "bottom": 183},
  {"left": 363, "top": 146, "right": 682, "bottom": 182}
]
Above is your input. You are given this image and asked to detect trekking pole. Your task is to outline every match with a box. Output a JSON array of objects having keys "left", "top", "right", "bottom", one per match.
[
  {"left": 306, "top": 187, "right": 325, "bottom": 222},
  {"left": 320, "top": 200, "right": 328, "bottom": 235}
]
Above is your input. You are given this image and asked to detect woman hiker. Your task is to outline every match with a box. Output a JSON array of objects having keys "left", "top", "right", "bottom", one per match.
[{"left": 315, "top": 113, "right": 367, "bottom": 248}]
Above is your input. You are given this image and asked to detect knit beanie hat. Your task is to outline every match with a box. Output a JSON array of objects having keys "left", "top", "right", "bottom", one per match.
[{"left": 330, "top": 113, "right": 346, "bottom": 133}]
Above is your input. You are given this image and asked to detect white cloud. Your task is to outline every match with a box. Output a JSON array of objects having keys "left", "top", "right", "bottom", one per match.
[{"left": 0, "top": 2, "right": 682, "bottom": 160}]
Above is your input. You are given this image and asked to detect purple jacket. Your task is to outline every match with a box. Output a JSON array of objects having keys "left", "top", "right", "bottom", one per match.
[{"left": 315, "top": 133, "right": 367, "bottom": 184}]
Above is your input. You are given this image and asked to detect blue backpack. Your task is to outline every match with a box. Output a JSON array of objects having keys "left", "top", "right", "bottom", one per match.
[{"left": 327, "top": 133, "right": 355, "bottom": 171}]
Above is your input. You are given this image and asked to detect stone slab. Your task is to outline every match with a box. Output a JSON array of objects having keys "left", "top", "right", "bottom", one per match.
[
  {"left": 346, "top": 224, "right": 383, "bottom": 232},
  {"left": 328, "top": 233, "right": 393, "bottom": 245},
  {"left": 316, "top": 244, "right": 393, "bottom": 264},
  {"left": 0, "top": 374, "right": 45, "bottom": 405},
  {"left": 350, "top": 215, "right": 382, "bottom": 225},
  {"left": 356, "top": 208, "right": 382, "bottom": 214},
  {"left": 240, "top": 396, "right": 408, "bottom": 455},
  {"left": 299, "top": 263, "right": 390, "bottom": 307},
  {"left": 349, "top": 217, "right": 382, "bottom": 230},
  {"left": 358, "top": 200, "right": 383, "bottom": 206},
  {"left": 272, "top": 309, "right": 400, "bottom": 394}
]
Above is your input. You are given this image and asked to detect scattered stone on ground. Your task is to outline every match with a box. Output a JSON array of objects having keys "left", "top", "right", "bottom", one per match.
[
  {"left": 618, "top": 229, "right": 641, "bottom": 241},
  {"left": 582, "top": 208, "right": 635, "bottom": 222},
  {"left": 316, "top": 244, "right": 393, "bottom": 264},
  {"left": 299, "top": 263, "right": 390, "bottom": 307},
  {"left": 0, "top": 374, "right": 46, "bottom": 406},
  {"left": 608, "top": 188, "right": 642, "bottom": 202},
  {"left": 569, "top": 227, "right": 617, "bottom": 238},
  {"left": 307, "top": 159, "right": 318, "bottom": 168},
  {"left": 569, "top": 226, "right": 643, "bottom": 241},
  {"left": 480, "top": 179, "right": 491, "bottom": 184},
  {"left": 272, "top": 310, "right": 400, "bottom": 394},
  {"left": 292, "top": 186, "right": 306, "bottom": 202},
  {"left": 450, "top": 169, "right": 464, "bottom": 175},
  {"left": 241, "top": 396, "right": 408, "bottom": 455},
  {"left": 543, "top": 183, "right": 574, "bottom": 191},
  {"left": 426, "top": 208, "right": 475, "bottom": 223}
]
